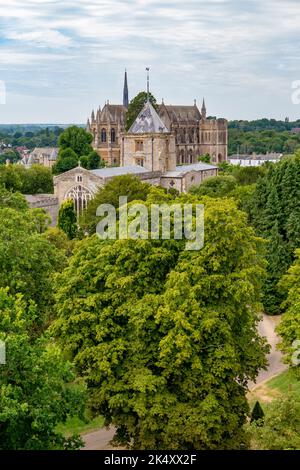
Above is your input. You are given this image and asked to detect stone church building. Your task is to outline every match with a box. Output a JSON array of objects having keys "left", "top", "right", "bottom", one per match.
[
  {"left": 87, "top": 71, "right": 227, "bottom": 166},
  {"left": 54, "top": 72, "right": 227, "bottom": 214}
]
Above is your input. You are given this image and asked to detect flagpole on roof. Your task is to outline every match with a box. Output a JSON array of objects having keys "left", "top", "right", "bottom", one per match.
[{"left": 146, "top": 67, "right": 150, "bottom": 102}]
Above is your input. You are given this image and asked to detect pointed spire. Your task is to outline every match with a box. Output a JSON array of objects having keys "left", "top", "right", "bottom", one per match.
[
  {"left": 194, "top": 99, "right": 197, "bottom": 106},
  {"left": 201, "top": 98, "right": 206, "bottom": 120},
  {"left": 91, "top": 109, "right": 95, "bottom": 123},
  {"left": 86, "top": 118, "right": 91, "bottom": 131},
  {"left": 123, "top": 69, "right": 129, "bottom": 108}
]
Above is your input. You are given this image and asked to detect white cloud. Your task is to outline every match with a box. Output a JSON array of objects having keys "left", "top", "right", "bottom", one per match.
[
  {"left": 0, "top": 0, "right": 300, "bottom": 121},
  {"left": 7, "top": 30, "right": 72, "bottom": 48}
]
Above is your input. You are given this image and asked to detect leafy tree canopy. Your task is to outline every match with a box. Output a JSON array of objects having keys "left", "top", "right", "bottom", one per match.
[
  {"left": 276, "top": 248, "right": 300, "bottom": 367},
  {"left": 0, "top": 288, "right": 85, "bottom": 450},
  {"left": 58, "top": 199, "right": 78, "bottom": 240},
  {"left": 80, "top": 174, "right": 151, "bottom": 235},
  {"left": 247, "top": 395, "right": 300, "bottom": 450},
  {"left": 0, "top": 164, "right": 53, "bottom": 194},
  {"left": 58, "top": 126, "right": 93, "bottom": 157},
  {"left": 0, "top": 207, "right": 66, "bottom": 327},
  {"left": 189, "top": 175, "right": 237, "bottom": 198},
  {"left": 53, "top": 195, "right": 268, "bottom": 450}
]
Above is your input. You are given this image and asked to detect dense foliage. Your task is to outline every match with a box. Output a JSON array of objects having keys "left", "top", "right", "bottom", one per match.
[
  {"left": 0, "top": 164, "right": 53, "bottom": 194},
  {"left": 276, "top": 249, "right": 300, "bottom": 367},
  {"left": 58, "top": 199, "right": 78, "bottom": 240},
  {"left": 0, "top": 288, "right": 84, "bottom": 450},
  {"left": 53, "top": 126, "right": 104, "bottom": 174},
  {"left": 53, "top": 191, "right": 268, "bottom": 450},
  {"left": 251, "top": 153, "right": 300, "bottom": 314},
  {"left": 0, "top": 189, "right": 85, "bottom": 449},
  {"left": 0, "top": 202, "right": 65, "bottom": 328},
  {"left": 247, "top": 395, "right": 300, "bottom": 450},
  {"left": 0, "top": 125, "right": 64, "bottom": 149},
  {"left": 228, "top": 119, "right": 300, "bottom": 155},
  {"left": 228, "top": 129, "right": 300, "bottom": 155},
  {"left": 80, "top": 174, "right": 151, "bottom": 235}
]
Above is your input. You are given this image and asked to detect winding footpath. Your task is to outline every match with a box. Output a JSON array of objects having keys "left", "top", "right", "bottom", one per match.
[{"left": 82, "top": 314, "right": 287, "bottom": 450}]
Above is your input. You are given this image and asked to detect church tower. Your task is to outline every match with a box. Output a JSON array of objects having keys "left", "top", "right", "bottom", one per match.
[{"left": 123, "top": 70, "right": 129, "bottom": 108}]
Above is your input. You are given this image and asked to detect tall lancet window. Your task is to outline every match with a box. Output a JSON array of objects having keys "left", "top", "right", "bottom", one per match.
[
  {"left": 101, "top": 128, "right": 107, "bottom": 143},
  {"left": 111, "top": 128, "right": 116, "bottom": 143}
]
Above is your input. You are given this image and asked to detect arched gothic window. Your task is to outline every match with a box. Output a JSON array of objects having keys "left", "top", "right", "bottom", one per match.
[
  {"left": 66, "top": 185, "right": 92, "bottom": 216},
  {"left": 111, "top": 128, "right": 116, "bottom": 143},
  {"left": 101, "top": 128, "right": 107, "bottom": 143}
]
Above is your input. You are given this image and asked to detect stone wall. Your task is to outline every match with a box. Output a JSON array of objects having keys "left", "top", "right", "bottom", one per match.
[{"left": 25, "top": 194, "right": 59, "bottom": 226}]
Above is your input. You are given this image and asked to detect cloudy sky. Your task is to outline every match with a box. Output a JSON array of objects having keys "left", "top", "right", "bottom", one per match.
[{"left": 0, "top": 0, "right": 300, "bottom": 123}]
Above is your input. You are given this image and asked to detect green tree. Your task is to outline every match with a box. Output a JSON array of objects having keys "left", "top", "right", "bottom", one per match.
[
  {"left": 0, "top": 288, "right": 85, "bottom": 450},
  {"left": 197, "top": 153, "right": 211, "bottom": 163},
  {"left": 80, "top": 150, "right": 105, "bottom": 170},
  {"left": 22, "top": 165, "right": 53, "bottom": 194},
  {"left": 232, "top": 165, "right": 266, "bottom": 186},
  {"left": 0, "top": 186, "right": 28, "bottom": 211},
  {"left": 53, "top": 148, "right": 78, "bottom": 175},
  {"left": 42, "top": 227, "right": 75, "bottom": 257},
  {"left": 80, "top": 175, "right": 151, "bottom": 235},
  {"left": 189, "top": 176, "right": 237, "bottom": 198},
  {"left": 250, "top": 153, "right": 300, "bottom": 314},
  {"left": 30, "top": 208, "right": 52, "bottom": 234},
  {"left": 247, "top": 395, "right": 300, "bottom": 450},
  {"left": 250, "top": 401, "right": 264, "bottom": 424},
  {"left": 0, "top": 207, "right": 65, "bottom": 327},
  {"left": 53, "top": 196, "right": 268, "bottom": 450},
  {"left": 58, "top": 126, "right": 93, "bottom": 157},
  {"left": 58, "top": 199, "right": 77, "bottom": 240},
  {"left": 125, "top": 91, "right": 157, "bottom": 131},
  {"left": 276, "top": 249, "right": 300, "bottom": 367},
  {"left": 0, "top": 149, "right": 20, "bottom": 164},
  {"left": 0, "top": 165, "right": 53, "bottom": 194}
]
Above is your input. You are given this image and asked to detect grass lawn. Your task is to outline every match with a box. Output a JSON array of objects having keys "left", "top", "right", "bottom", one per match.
[
  {"left": 56, "top": 415, "right": 105, "bottom": 437},
  {"left": 248, "top": 369, "right": 300, "bottom": 408},
  {"left": 267, "top": 369, "right": 300, "bottom": 395}
]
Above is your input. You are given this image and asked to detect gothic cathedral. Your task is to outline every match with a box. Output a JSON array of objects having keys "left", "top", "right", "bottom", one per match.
[{"left": 87, "top": 71, "right": 227, "bottom": 167}]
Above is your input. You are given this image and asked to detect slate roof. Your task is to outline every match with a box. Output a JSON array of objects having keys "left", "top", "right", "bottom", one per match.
[
  {"left": 129, "top": 101, "right": 170, "bottom": 134},
  {"left": 99, "top": 104, "right": 127, "bottom": 123},
  {"left": 162, "top": 162, "right": 218, "bottom": 178},
  {"left": 91, "top": 165, "right": 151, "bottom": 178},
  {"left": 158, "top": 104, "right": 201, "bottom": 123}
]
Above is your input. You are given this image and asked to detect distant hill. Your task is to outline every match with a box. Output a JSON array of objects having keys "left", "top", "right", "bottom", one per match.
[
  {"left": 0, "top": 124, "right": 85, "bottom": 134},
  {"left": 229, "top": 118, "right": 300, "bottom": 132}
]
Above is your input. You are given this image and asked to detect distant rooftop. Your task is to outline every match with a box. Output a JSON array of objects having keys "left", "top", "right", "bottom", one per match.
[{"left": 229, "top": 153, "right": 282, "bottom": 160}]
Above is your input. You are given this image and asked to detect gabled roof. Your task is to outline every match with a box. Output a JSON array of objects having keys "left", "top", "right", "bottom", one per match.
[
  {"left": 99, "top": 104, "right": 127, "bottom": 123},
  {"left": 158, "top": 104, "right": 201, "bottom": 123},
  {"left": 129, "top": 101, "right": 170, "bottom": 134}
]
